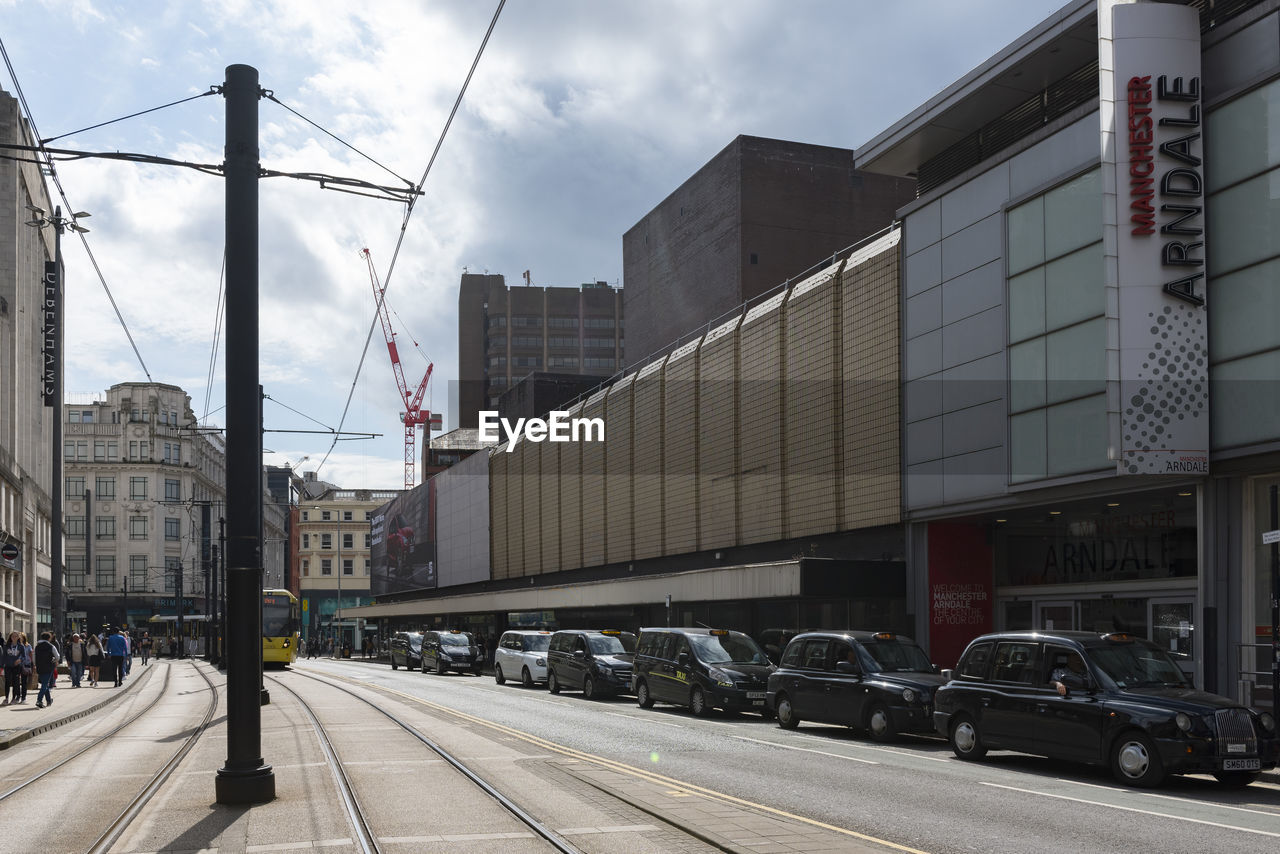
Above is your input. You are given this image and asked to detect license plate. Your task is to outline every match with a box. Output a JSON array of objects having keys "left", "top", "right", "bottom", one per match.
[
  {"left": 746, "top": 691, "right": 765, "bottom": 699},
  {"left": 1222, "top": 758, "right": 1260, "bottom": 771},
  {"left": 752, "top": 700, "right": 765, "bottom": 706}
]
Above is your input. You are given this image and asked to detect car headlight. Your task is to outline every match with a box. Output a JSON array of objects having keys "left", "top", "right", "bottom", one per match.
[
  {"left": 902, "top": 687, "right": 916, "bottom": 704},
  {"left": 709, "top": 668, "right": 734, "bottom": 688},
  {"left": 596, "top": 664, "right": 613, "bottom": 675},
  {"left": 1259, "top": 712, "right": 1276, "bottom": 734},
  {"left": 1175, "top": 712, "right": 1193, "bottom": 732},
  {"left": 535, "top": 657, "right": 546, "bottom": 667}
]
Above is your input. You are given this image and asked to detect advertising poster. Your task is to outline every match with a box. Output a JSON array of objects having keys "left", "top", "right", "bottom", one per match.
[{"left": 369, "top": 480, "right": 436, "bottom": 595}]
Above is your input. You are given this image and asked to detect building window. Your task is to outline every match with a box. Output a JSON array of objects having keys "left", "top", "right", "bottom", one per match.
[
  {"left": 67, "top": 555, "right": 87, "bottom": 590},
  {"left": 129, "top": 440, "right": 151, "bottom": 461},
  {"left": 165, "top": 517, "right": 181, "bottom": 540},
  {"left": 93, "top": 441, "right": 107, "bottom": 462},
  {"left": 364, "top": 511, "right": 373, "bottom": 520},
  {"left": 129, "top": 516, "right": 148, "bottom": 539},
  {"left": 364, "top": 559, "right": 371, "bottom": 575},
  {"left": 583, "top": 357, "right": 615, "bottom": 369},
  {"left": 321, "top": 558, "right": 332, "bottom": 576},
  {"left": 511, "top": 335, "right": 542, "bottom": 348},
  {"left": 548, "top": 316, "right": 578, "bottom": 328},
  {"left": 584, "top": 317, "right": 615, "bottom": 329},
  {"left": 66, "top": 516, "right": 86, "bottom": 539},
  {"left": 343, "top": 533, "right": 353, "bottom": 550},
  {"left": 321, "top": 533, "right": 332, "bottom": 550},
  {"left": 301, "top": 533, "right": 310, "bottom": 550},
  {"left": 343, "top": 559, "right": 354, "bottom": 576},
  {"left": 342, "top": 510, "right": 353, "bottom": 522},
  {"left": 301, "top": 510, "right": 310, "bottom": 522},
  {"left": 130, "top": 554, "right": 148, "bottom": 589},
  {"left": 583, "top": 337, "right": 615, "bottom": 350},
  {"left": 302, "top": 559, "right": 310, "bottom": 577},
  {"left": 96, "top": 516, "right": 116, "bottom": 541},
  {"left": 511, "top": 315, "right": 542, "bottom": 328},
  {"left": 130, "top": 477, "right": 148, "bottom": 500},
  {"left": 364, "top": 533, "right": 372, "bottom": 548},
  {"left": 95, "top": 476, "right": 115, "bottom": 500},
  {"left": 487, "top": 315, "right": 507, "bottom": 329},
  {"left": 1007, "top": 167, "right": 1107, "bottom": 482},
  {"left": 65, "top": 440, "right": 87, "bottom": 461},
  {"left": 165, "top": 479, "right": 180, "bottom": 502},
  {"left": 66, "top": 475, "right": 85, "bottom": 497},
  {"left": 487, "top": 356, "right": 507, "bottom": 370},
  {"left": 321, "top": 510, "right": 332, "bottom": 522},
  {"left": 512, "top": 356, "right": 542, "bottom": 369},
  {"left": 548, "top": 336, "right": 579, "bottom": 349},
  {"left": 95, "top": 555, "right": 116, "bottom": 590},
  {"left": 548, "top": 356, "right": 579, "bottom": 369}
]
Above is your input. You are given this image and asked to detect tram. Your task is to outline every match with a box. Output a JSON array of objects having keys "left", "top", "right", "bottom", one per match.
[{"left": 263, "top": 588, "right": 301, "bottom": 666}]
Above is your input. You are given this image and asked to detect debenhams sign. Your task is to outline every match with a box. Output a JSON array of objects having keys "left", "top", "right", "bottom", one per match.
[{"left": 1108, "top": 1, "right": 1208, "bottom": 476}]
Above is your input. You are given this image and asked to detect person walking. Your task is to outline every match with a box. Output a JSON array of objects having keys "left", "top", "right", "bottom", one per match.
[
  {"left": 140, "top": 633, "right": 152, "bottom": 666},
  {"left": 66, "top": 634, "right": 86, "bottom": 688},
  {"left": 2, "top": 631, "right": 25, "bottom": 705},
  {"left": 122, "top": 630, "right": 132, "bottom": 678},
  {"left": 306, "top": 638, "right": 316, "bottom": 660},
  {"left": 86, "top": 633, "right": 103, "bottom": 687},
  {"left": 105, "top": 627, "right": 127, "bottom": 688},
  {"left": 34, "top": 632, "right": 58, "bottom": 709},
  {"left": 18, "top": 633, "right": 32, "bottom": 704}
]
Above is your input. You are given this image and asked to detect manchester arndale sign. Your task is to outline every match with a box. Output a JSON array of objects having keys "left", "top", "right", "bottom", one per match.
[{"left": 1105, "top": 1, "right": 1208, "bottom": 476}]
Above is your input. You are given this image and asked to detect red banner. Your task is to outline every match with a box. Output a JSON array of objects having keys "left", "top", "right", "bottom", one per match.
[{"left": 927, "top": 522, "right": 994, "bottom": 668}]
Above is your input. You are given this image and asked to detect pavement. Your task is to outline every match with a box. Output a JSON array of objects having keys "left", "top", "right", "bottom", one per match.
[{"left": 16, "top": 654, "right": 1278, "bottom": 853}]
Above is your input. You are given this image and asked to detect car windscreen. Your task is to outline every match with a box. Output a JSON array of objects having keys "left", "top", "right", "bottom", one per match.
[
  {"left": 440, "top": 633, "right": 472, "bottom": 647},
  {"left": 858, "top": 640, "right": 934, "bottom": 673},
  {"left": 688, "top": 632, "right": 769, "bottom": 665},
  {"left": 409, "top": 636, "right": 421, "bottom": 650},
  {"left": 588, "top": 633, "right": 636, "bottom": 655},
  {"left": 522, "top": 635, "right": 550, "bottom": 652},
  {"left": 1087, "top": 641, "right": 1189, "bottom": 688}
]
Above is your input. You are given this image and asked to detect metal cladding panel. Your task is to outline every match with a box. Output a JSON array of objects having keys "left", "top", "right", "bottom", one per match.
[
  {"left": 698, "top": 319, "right": 740, "bottom": 550},
  {"left": 632, "top": 357, "right": 666, "bottom": 560},
  {"left": 513, "top": 438, "right": 537, "bottom": 576},
  {"left": 841, "top": 233, "right": 902, "bottom": 530},
  {"left": 663, "top": 341, "right": 700, "bottom": 554},
  {"left": 605, "top": 379, "right": 635, "bottom": 564},
  {"left": 489, "top": 450, "right": 509, "bottom": 580},
  {"left": 539, "top": 437, "right": 560, "bottom": 574},
  {"left": 580, "top": 394, "right": 607, "bottom": 567},
  {"left": 559, "top": 402, "right": 584, "bottom": 571},
  {"left": 738, "top": 296, "right": 785, "bottom": 545},
  {"left": 784, "top": 263, "right": 843, "bottom": 538}
]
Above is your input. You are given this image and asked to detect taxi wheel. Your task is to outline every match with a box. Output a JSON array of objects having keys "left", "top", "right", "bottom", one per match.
[
  {"left": 436, "top": 659, "right": 446, "bottom": 676},
  {"left": 390, "top": 658, "right": 398, "bottom": 671},
  {"left": 1110, "top": 731, "right": 1165, "bottom": 787},
  {"left": 548, "top": 671, "right": 561, "bottom": 694},
  {"left": 950, "top": 715, "right": 988, "bottom": 761},
  {"left": 521, "top": 667, "right": 534, "bottom": 688},
  {"left": 775, "top": 694, "right": 800, "bottom": 729},
  {"left": 420, "top": 657, "right": 428, "bottom": 674},
  {"left": 494, "top": 664, "right": 506, "bottom": 685},
  {"left": 866, "top": 703, "right": 896, "bottom": 743},
  {"left": 582, "top": 676, "right": 597, "bottom": 700},
  {"left": 636, "top": 680, "right": 654, "bottom": 708},
  {"left": 689, "top": 685, "right": 709, "bottom": 717},
  {"left": 1213, "top": 771, "right": 1261, "bottom": 787}
]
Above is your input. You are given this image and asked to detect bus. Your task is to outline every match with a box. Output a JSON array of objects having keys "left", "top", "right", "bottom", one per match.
[{"left": 263, "top": 589, "right": 301, "bottom": 666}]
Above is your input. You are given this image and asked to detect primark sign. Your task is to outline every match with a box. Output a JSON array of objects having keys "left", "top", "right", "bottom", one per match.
[{"left": 1105, "top": 1, "right": 1208, "bottom": 476}]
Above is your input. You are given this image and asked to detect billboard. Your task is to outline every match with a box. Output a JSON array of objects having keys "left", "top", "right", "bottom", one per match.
[{"left": 369, "top": 480, "right": 435, "bottom": 596}]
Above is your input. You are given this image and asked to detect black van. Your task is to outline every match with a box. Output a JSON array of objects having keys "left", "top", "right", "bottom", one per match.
[
  {"left": 546, "top": 629, "right": 636, "bottom": 699},
  {"left": 420, "top": 629, "right": 482, "bottom": 675},
  {"left": 632, "top": 627, "right": 775, "bottom": 717},
  {"left": 389, "top": 631, "right": 422, "bottom": 670}
]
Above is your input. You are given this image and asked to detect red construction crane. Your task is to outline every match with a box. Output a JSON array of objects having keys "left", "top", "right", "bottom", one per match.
[{"left": 362, "top": 247, "right": 434, "bottom": 489}]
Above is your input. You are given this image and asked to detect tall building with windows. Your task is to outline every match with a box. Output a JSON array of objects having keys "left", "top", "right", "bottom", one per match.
[
  {"left": 0, "top": 88, "right": 58, "bottom": 639},
  {"left": 62, "top": 383, "right": 225, "bottom": 632},
  {"left": 295, "top": 478, "right": 399, "bottom": 651},
  {"left": 457, "top": 275, "right": 623, "bottom": 428}
]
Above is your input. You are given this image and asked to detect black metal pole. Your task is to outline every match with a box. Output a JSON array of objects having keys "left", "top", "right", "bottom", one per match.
[
  {"left": 1270, "top": 485, "right": 1278, "bottom": 718},
  {"left": 176, "top": 560, "right": 184, "bottom": 658},
  {"left": 215, "top": 63, "right": 274, "bottom": 805},
  {"left": 210, "top": 543, "right": 218, "bottom": 663},
  {"left": 202, "top": 501, "right": 212, "bottom": 660},
  {"left": 218, "top": 517, "right": 227, "bottom": 668},
  {"left": 49, "top": 212, "right": 63, "bottom": 639}
]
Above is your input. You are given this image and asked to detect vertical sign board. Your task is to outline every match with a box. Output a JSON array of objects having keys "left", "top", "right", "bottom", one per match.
[
  {"left": 927, "top": 522, "right": 993, "bottom": 669},
  {"left": 1106, "top": 3, "right": 1209, "bottom": 475},
  {"left": 42, "top": 261, "right": 58, "bottom": 406}
]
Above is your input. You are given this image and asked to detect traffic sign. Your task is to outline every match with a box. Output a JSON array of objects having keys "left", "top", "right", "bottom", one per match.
[
  {"left": 1, "top": 543, "right": 17, "bottom": 561},
  {"left": 1263, "top": 530, "right": 1280, "bottom": 545}
]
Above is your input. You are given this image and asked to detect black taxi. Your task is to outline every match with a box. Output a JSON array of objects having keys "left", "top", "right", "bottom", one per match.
[
  {"left": 766, "top": 631, "right": 944, "bottom": 740},
  {"left": 934, "top": 630, "right": 1279, "bottom": 787},
  {"left": 633, "top": 627, "right": 775, "bottom": 716}
]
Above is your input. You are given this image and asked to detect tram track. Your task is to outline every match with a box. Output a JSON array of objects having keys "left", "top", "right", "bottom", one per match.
[
  {"left": 0, "top": 660, "right": 168, "bottom": 802},
  {"left": 269, "top": 669, "right": 587, "bottom": 853}
]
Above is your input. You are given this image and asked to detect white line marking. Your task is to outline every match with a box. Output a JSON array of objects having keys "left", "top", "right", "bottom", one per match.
[
  {"left": 605, "top": 711, "right": 685, "bottom": 728},
  {"left": 732, "top": 735, "right": 878, "bottom": 764},
  {"left": 793, "top": 733, "right": 950, "bottom": 763},
  {"left": 1141, "top": 790, "right": 1280, "bottom": 818},
  {"left": 979, "top": 782, "right": 1280, "bottom": 837}
]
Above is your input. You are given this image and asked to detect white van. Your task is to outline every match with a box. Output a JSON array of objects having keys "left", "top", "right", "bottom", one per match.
[{"left": 494, "top": 630, "right": 553, "bottom": 687}]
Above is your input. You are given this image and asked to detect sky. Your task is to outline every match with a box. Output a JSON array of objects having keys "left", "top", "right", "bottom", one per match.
[{"left": 3, "top": 0, "right": 1071, "bottom": 490}]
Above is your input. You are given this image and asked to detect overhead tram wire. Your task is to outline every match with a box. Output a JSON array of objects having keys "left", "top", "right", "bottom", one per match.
[
  {"left": 314, "top": 0, "right": 507, "bottom": 478},
  {"left": 0, "top": 35, "right": 156, "bottom": 381},
  {"left": 264, "top": 93, "right": 414, "bottom": 192},
  {"left": 202, "top": 252, "right": 228, "bottom": 424}
]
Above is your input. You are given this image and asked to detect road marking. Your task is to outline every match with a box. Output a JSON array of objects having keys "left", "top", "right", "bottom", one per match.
[
  {"left": 980, "top": 782, "right": 1280, "bottom": 837},
  {"left": 794, "top": 733, "right": 949, "bottom": 763},
  {"left": 1141, "top": 790, "right": 1280, "bottom": 818},
  {"left": 731, "top": 735, "right": 878, "bottom": 764},
  {"left": 605, "top": 711, "right": 684, "bottom": 729}
]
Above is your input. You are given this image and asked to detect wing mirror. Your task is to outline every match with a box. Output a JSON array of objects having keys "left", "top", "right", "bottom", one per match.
[
  {"left": 572, "top": 649, "right": 586, "bottom": 660},
  {"left": 677, "top": 651, "right": 690, "bottom": 667},
  {"left": 940, "top": 668, "right": 954, "bottom": 681},
  {"left": 835, "top": 661, "right": 861, "bottom": 676}
]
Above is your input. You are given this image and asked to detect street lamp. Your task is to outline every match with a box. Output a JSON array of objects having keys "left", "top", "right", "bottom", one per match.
[{"left": 25, "top": 205, "right": 89, "bottom": 638}]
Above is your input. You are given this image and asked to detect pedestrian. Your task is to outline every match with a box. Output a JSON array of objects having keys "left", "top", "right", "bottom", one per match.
[
  {"left": 66, "top": 633, "right": 86, "bottom": 688},
  {"left": 2, "top": 631, "right": 25, "bottom": 705},
  {"left": 140, "top": 632, "right": 152, "bottom": 665},
  {"left": 18, "top": 633, "right": 32, "bottom": 703},
  {"left": 34, "top": 632, "right": 58, "bottom": 709},
  {"left": 86, "top": 633, "right": 103, "bottom": 687},
  {"left": 306, "top": 638, "right": 316, "bottom": 660},
  {"left": 168, "top": 636, "right": 177, "bottom": 659},
  {"left": 105, "top": 627, "right": 127, "bottom": 688},
  {"left": 122, "top": 630, "right": 132, "bottom": 677}
]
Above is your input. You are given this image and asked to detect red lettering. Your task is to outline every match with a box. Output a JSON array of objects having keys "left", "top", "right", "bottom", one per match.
[
  {"left": 1127, "top": 75, "right": 1156, "bottom": 236},
  {"left": 1130, "top": 158, "right": 1153, "bottom": 178},
  {"left": 1128, "top": 76, "right": 1152, "bottom": 102}
]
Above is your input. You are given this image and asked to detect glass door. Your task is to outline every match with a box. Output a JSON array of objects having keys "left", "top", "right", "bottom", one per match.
[
  {"left": 1036, "top": 600, "right": 1077, "bottom": 632},
  {"left": 1149, "top": 597, "right": 1196, "bottom": 681}
]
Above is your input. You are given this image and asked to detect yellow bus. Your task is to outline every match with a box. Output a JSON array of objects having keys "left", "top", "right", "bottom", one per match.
[{"left": 263, "top": 589, "right": 300, "bottom": 666}]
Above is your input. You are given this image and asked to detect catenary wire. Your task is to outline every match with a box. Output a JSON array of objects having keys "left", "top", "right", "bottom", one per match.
[
  {"left": 201, "top": 251, "right": 227, "bottom": 424},
  {"left": 40, "top": 88, "right": 220, "bottom": 145},
  {"left": 315, "top": 0, "right": 506, "bottom": 477},
  {"left": 264, "top": 93, "right": 414, "bottom": 190}
]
